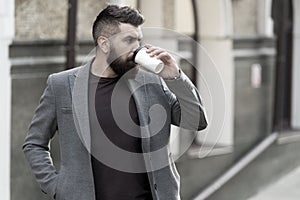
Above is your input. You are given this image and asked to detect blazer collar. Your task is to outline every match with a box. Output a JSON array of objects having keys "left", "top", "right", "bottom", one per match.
[
  {"left": 68, "top": 59, "right": 93, "bottom": 151},
  {"left": 68, "top": 59, "right": 150, "bottom": 151}
]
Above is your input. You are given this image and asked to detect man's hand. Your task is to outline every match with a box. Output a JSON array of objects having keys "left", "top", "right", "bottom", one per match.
[{"left": 144, "top": 44, "right": 180, "bottom": 79}]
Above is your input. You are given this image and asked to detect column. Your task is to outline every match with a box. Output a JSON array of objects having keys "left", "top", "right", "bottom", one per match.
[
  {"left": 0, "top": 0, "right": 14, "bottom": 199},
  {"left": 196, "top": 0, "right": 234, "bottom": 147},
  {"left": 292, "top": 0, "right": 300, "bottom": 128}
]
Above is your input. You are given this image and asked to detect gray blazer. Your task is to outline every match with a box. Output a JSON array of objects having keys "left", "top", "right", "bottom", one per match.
[{"left": 23, "top": 60, "right": 207, "bottom": 200}]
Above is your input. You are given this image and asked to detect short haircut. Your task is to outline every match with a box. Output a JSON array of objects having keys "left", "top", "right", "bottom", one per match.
[{"left": 92, "top": 5, "right": 145, "bottom": 46}]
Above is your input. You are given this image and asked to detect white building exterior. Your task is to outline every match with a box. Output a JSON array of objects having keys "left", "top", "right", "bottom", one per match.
[{"left": 0, "top": 0, "right": 14, "bottom": 199}]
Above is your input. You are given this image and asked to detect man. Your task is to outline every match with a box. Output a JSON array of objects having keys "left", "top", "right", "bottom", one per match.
[{"left": 23, "top": 5, "right": 207, "bottom": 200}]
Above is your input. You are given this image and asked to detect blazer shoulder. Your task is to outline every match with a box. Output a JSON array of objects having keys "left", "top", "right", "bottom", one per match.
[
  {"left": 52, "top": 66, "right": 81, "bottom": 78},
  {"left": 49, "top": 66, "right": 82, "bottom": 82}
]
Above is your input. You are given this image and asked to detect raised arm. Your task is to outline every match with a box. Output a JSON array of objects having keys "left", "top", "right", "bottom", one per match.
[
  {"left": 161, "top": 71, "right": 208, "bottom": 131},
  {"left": 145, "top": 44, "right": 208, "bottom": 131}
]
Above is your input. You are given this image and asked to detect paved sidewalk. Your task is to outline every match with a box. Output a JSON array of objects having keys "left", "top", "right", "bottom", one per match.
[{"left": 248, "top": 166, "right": 300, "bottom": 200}]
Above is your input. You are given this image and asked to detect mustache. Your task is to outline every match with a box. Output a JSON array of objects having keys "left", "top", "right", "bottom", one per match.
[{"left": 127, "top": 53, "right": 135, "bottom": 62}]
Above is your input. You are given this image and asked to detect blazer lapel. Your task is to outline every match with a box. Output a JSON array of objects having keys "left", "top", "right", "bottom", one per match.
[
  {"left": 127, "top": 72, "right": 151, "bottom": 141},
  {"left": 68, "top": 64, "right": 152, "bottom": 152},
  {"left": 69, "top": 60, "right": 92, "bottom": 152}
]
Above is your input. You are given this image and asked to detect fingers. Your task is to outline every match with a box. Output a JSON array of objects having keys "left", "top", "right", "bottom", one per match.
[
  {"left": 145, "top": 44, "right": 170, "bottom": 60},
  {"left": 156, "top": 52, "right": 171, "bottom": 61},
  {"left": 149, "top": 49, "right": 165, "bottom": 57},
  {"left": 144, "top": 44, "right": 152, "bottom": 49},
  {"left": 145, "top": 44, "right": 162, "bottom": 54},
  {"left": 144, "top": 44, "right": 179, "bottom": 73}
]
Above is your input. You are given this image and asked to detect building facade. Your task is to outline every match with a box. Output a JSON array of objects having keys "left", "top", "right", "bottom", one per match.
[{"left": 3, "top": 0, "right": 300, "bottom": 199}]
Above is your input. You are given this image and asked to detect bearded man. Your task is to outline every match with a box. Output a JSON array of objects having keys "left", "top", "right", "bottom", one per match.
[{"left": 23, "top": 4, "right": 207, "bottom": 200}]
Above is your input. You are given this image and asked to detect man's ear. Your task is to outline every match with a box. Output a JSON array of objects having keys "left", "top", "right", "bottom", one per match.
[{"left": 97, "top": 36, "right": 110, "bottom": 53}]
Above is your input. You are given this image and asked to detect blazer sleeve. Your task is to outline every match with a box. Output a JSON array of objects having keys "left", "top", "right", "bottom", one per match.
[
  {"left": 22, "top": 74, "right": 58, "bottom": 198},
  {"left": 160, "top": 71, "right": 208, "bottom": 131}
]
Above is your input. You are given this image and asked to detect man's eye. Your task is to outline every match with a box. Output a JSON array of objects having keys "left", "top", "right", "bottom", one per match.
[{"left": 126, "top": 38, "right": 134, "bottom": 43}]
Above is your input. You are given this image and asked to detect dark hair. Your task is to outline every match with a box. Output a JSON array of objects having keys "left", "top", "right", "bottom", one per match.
[{"left": 92, "top": 5, "right": 144, "bottom": 46}]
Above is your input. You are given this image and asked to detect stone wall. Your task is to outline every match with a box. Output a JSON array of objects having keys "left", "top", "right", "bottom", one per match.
[
  {"left": 15, "top": 0, "right": 106, "bottom": 40},
  {"left": 232, "top": 0, "right": 258, "bottom": 36},
  {"left": 15, "top": 0, "right": 262, "bottom": 39},
  {"left": 77, "top": 0, "right": 107, "bottom": 39}
]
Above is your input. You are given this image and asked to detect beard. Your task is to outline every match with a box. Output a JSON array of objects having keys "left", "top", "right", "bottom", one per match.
[{"left": 107, "top": 46, "right": 138, "bottom": 77}]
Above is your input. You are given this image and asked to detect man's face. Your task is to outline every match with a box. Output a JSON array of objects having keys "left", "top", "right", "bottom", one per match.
[{"left": 107, "top": 23, "right": 143, "bottom": 76}]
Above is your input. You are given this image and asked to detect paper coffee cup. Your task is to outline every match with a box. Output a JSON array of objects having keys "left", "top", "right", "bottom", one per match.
[{"left": 133, "top": 46, "right": 164, "bottom": 74}]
